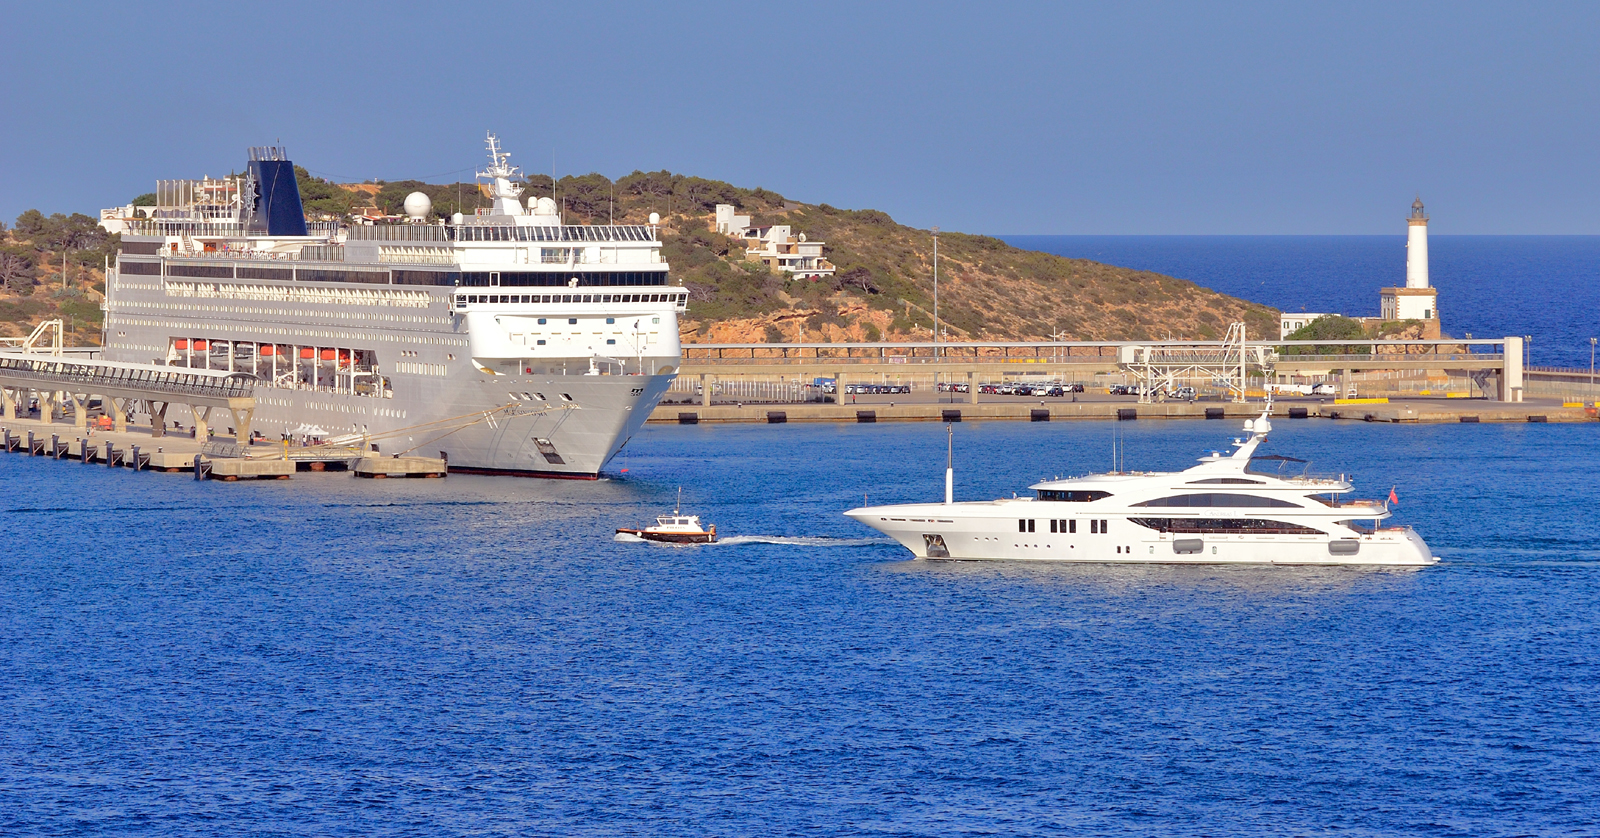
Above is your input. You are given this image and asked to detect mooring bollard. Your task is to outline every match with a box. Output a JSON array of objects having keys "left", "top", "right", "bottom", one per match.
[
  {"left": 131, "top": 444, "right": 141, "bottom": 471},
  {"left": 27, "top": 431, "right": 36, "bottom": 456},
  {"left": 81, "top": 439, "right": 91, "bottom": 463},
  {"left": 194, "top": 454, "right": 203, "bottom": 480},
  {"left": 105, "top": 440, "right": 115, "bottom": 467}
]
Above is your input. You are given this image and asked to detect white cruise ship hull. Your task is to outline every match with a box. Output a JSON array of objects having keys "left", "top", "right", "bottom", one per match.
[
  {"left": 98, "top": 139, "right": 687, "bottom": 478},
  {"left": 846, "top": 503, "right": 1435, "bottom": 566}
]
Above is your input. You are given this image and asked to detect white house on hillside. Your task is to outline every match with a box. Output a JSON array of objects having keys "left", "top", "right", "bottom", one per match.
[{"left": 713, "top": 204, "right": 835, "bottom": 280}]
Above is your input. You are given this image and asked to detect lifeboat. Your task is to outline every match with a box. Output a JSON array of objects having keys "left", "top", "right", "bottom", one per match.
[
  {"left": 258, "top": 344, "right": 277, "bottom": 357},
  {"left": 174, "top": 339, "right": 188, "bottom": 350},
  {"left": 300, "top": 347, "right": 315, "bottom": 359}
]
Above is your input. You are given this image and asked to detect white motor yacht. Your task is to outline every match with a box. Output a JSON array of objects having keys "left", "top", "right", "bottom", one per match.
[{"left": 844, "top": 404, "right": 1435, "bottom": 566}]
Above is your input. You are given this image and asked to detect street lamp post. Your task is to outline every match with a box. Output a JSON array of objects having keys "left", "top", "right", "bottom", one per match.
[{"left": 932, "top": 226, "right": 939, "bottom": 362}]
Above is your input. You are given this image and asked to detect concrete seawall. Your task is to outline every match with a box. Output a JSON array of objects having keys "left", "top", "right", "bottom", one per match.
[{"left": 651, "top": 399, "right": 1596, "bottom": 425}]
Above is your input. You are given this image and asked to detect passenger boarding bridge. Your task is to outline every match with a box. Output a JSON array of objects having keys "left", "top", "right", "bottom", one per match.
[{"left": 0, "top": 321, "right": 257, "bottom": 442}]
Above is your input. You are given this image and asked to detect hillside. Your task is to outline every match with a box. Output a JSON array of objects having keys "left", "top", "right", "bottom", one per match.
[
  {"left": 518, "top": 171, "right": 1279, "bottom": 343},
  {"left": 0, "top": 211, "right": 114, "bottom": 345},
  {"left": 0, "top": 170, "right": 1279, "bottom": 347},
  {"left": 660, "top": 205, "right": 1278, "bottom": 344}
]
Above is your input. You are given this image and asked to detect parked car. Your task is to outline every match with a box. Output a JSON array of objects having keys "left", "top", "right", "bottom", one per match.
[{"left": 1173, "top": 386, "right": 1197, "bottom": 400}]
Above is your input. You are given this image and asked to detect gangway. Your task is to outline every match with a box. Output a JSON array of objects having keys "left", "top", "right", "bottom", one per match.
[{"left": 0, "top": 350, "right": 256, "bottom": 442}]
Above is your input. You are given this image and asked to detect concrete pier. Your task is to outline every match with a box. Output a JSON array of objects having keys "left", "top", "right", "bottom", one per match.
[
  {"left": 354, "top": 455, "right": 448, "bottom": 478},
  {"left": 0, "top": 415, "right": 446, "bottom": 482},
  {"left": 652, "top": 397, "right": 1595, "bottom": 425}
]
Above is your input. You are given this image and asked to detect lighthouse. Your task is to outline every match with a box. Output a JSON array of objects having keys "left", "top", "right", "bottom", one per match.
[
  {"left": 1406, "top": 197, "right": 1429, "bottom": 288},
  {"left": 1380, "top": 197, "right": 1441, "bottom": 337}
]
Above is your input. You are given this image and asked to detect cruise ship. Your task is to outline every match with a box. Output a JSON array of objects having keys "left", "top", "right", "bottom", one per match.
[
  {"left": 845, "top": 405, "right": 1436, "bottom": 566},
  {"left": 98, "top": 136, "right": 682, "bottom": 476}
]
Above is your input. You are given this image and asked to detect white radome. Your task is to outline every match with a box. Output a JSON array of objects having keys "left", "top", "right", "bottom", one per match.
[
  {"left": 403, "top": 191, "right": 431, "bottom": 219},
  {"left": 648, "top": 212, "right": 661, "bottom": 225}
]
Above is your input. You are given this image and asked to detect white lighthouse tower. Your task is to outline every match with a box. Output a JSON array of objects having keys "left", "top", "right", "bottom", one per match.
[
  {"left": 1405, "top": 197, "right": 1429, "bottom": 288},
  {"left": 1380, "top": 197, "right": 1441, "bottom": 338}
]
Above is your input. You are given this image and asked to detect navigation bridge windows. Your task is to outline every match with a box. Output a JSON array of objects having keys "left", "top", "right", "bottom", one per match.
[
  {"left": 166, "top": 337, "right": 393, "bottom": 399},
  {"left": 457, "top": 271, "right": 668, "bottom": 287},
  {"left": 454, "top": 290, "right": 687, "bottom": 310}
]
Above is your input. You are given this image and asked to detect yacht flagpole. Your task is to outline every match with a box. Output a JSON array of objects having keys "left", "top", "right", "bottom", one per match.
[{"left": 944, "top": 423, "right": 954, "bottom": 505}]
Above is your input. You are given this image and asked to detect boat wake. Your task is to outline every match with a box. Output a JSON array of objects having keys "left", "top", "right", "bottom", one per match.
[
  {"left": 613, "top": 532, "right": 648, "bottom": 543},
  {"left": 711, "top": 535, "right": 895, "bottom": 547}
]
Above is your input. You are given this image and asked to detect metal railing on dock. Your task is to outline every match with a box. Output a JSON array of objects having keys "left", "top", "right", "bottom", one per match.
[{"left": 0, "top": 354, "right": 255, "bottom": 400}]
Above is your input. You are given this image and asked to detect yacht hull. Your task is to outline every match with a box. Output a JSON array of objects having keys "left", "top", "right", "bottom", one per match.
[{"left": 845, "top": 504, "right": 1436, "bottom": 567}]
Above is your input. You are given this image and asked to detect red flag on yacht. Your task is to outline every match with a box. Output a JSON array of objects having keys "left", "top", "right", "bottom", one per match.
[{"left": 1388, "top": 487, "right": 1399, "bottom": 507}]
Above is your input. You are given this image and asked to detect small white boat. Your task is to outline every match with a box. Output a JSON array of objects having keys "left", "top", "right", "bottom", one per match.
[{"left": 618, "top": 489, "right": 717, "bottom": 544}]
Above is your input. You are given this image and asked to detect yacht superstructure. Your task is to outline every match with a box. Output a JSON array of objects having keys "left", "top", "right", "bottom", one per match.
[
  {"left": 98, "top": 136, "right": 682, "bottom": 476},
  {"left": 845, "top": 406, "right": 1435, "bottom": 566}
]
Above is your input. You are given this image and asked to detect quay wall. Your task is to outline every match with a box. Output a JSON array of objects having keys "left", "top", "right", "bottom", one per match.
[{"left": 649, "top": 400, "right": 1594, "bottom": 425}]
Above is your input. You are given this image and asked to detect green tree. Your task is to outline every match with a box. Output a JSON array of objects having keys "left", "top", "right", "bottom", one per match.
[
  {"left": 618, "top": 170, "right": 677, "bottom": 198},
  {"left": 0, "top": 245, "right": 36, "bottom": 294},
  {"left": 555, "top": 173, "right": 615, "bottom": 222},
  {"left": 294, "top": 166, "right": 354, "bottom": 217},
  {"left": 1281, "top": 315, "right": 1370, "bottom": 355},
  {"left": 13, "top": 209, "right": 47, "bottom": 238},
  {"left": 130, "top": 192, "right": 156, "bottom": 206}
]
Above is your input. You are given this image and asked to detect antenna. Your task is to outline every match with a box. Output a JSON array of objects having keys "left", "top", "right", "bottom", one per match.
[{"left": 675, "top": 486, "right": 682, "bottom": 516}]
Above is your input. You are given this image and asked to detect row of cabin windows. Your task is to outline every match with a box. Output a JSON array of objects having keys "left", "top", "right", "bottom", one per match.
[
  {"left": 1020, "top": 519, "right": 1109, "bottom": 533},
  {"left": 116, "top": 262, "right": 670, "bottom": 288},
  {"left": 1035, "top": 490, "right": 1113, "bottom": 502},
  {"left": 1132, "top": 493, "right": 1298, "bottom": 508},
  {"left": 1128, "top": 517, "right": 1323, "bottom": 535}
]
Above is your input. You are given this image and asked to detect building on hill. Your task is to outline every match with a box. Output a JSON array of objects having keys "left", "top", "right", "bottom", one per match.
[
  {"left": 713, "top": 204, "right": 835, "bottom": 280},
  {"left": 1281, "top": 312, "right": 1339, "bottom": 338},
  {"left": 713, "top": 204, "right": 750, "bottom": 235}
]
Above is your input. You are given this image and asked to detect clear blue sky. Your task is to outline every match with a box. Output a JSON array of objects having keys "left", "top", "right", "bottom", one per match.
[{"left": 2, "top": 1, "right": 1595, "bottom": 234}]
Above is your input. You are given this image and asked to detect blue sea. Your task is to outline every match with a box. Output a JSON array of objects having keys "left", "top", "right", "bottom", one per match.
[
  {"left": 4, "top": 415, "right": 1600, "bottom": 836},
  {"left": 1003, "top": 236, "right": 1600, "bottom": 370}
]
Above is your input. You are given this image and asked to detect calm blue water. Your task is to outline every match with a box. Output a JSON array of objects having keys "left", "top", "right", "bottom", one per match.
[
  {"left": 1002, "top": 236, "right": 1600, "bottom": 370},
  {"left": 4, "top": 419, "right": 1599, "bottom": 835}
]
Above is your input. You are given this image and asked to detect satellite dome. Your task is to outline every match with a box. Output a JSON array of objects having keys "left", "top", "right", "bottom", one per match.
[
  {"left": 648, "top": 212, "right": 660, "bottom": 225},
  {"left": 535, "top": 197, "right": 558, "bottom": 216},
  {"left": 403, "top": 191, "right": 431, "bottom": 219},
  {"left": 451, "top": 212, "right": 465, "bottom": 225}
]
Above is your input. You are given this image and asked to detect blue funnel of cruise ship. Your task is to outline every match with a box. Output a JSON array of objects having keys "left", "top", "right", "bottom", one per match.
[{"left": 246, "top": 146, "right": 307, "bottom": 237}]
